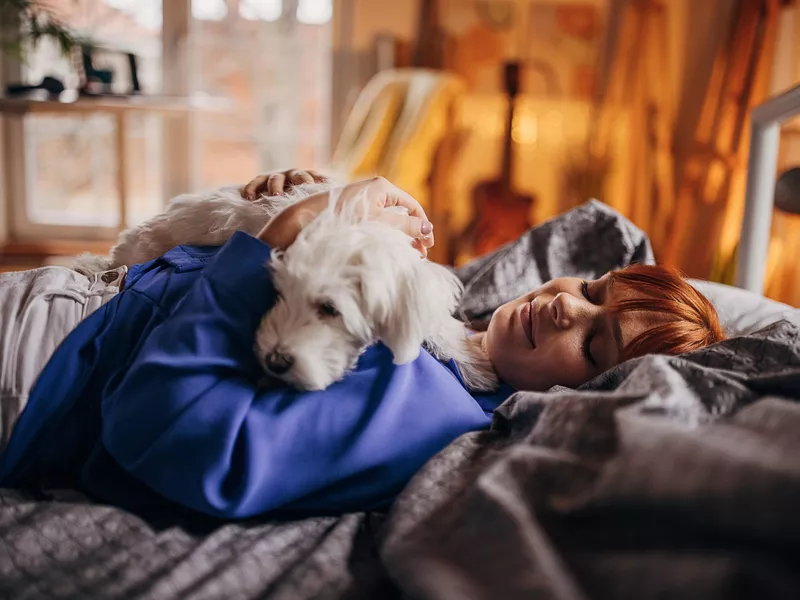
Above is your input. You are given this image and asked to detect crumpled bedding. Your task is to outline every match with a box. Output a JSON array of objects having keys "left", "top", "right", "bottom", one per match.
[{"left": 1, "top": 201, "right": 798, "bottom": 600}]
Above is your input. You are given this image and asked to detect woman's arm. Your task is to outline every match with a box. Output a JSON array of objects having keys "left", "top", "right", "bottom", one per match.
[
  {"left": 101, "top": 180, "right": 451, "bottom": 517},
  {"left": 257, "top": 176, "right": 435, "bottom": 256}
]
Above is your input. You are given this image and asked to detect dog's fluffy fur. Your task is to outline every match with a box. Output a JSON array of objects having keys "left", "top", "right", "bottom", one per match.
[
  {"left": 256, "top": 206, "right": 497, "bottom": 391},
  {"left": 93, "top": 184, "right": 329, "bottom": 270},
  {"left": 81, "top": 182, "right": 497, "bottom": 392}
]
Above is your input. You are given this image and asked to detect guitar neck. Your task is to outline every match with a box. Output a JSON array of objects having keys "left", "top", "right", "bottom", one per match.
[
  {"left": 500, "top": 96, "right": 516, "bottom": 190},
  {"left": 500, "top": 62, "right": 521, "bottom": 194}
]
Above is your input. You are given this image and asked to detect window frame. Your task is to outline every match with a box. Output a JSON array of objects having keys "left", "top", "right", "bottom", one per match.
[{"left": 0, "top": 0, "right": 191, "bottom": 243}]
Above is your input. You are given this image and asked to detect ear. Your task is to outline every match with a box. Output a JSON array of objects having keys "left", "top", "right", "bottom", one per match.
[{"left": 378, "top": 259, "right": 464, "bottom": 365}]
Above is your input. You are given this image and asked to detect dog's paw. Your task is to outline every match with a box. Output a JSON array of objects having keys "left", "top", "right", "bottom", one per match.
[{"left": 391, "top": 346, "right": 422, "bottom": 365}]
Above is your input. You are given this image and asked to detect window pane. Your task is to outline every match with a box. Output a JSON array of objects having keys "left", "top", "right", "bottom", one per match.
[
  {"left": 24, "top": 0, "right": 162, "bottom": 93},
  {"left": 25, "top": 114, "right": 119, "bottom": 226},
  {"left": 297, "top": 0, "right": 332, "bottom": 25},
  {"left": 20, "top": 0, "right": 164, "bottom": 228},
  {"left": 240, "top": 0, "right": 282, "bottom": 22},
  {"left": 191, "top": 2, "right": 331, "bottom": 190},
  {"left": 192, "top": 0, "right": 227, "bottom": 21}
]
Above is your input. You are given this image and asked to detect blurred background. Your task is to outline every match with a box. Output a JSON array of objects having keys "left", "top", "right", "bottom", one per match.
[{"left": 0, "top": 0, "right": 798, "bottom": 304}]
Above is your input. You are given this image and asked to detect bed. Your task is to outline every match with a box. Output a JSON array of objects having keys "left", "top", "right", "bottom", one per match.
[{"left": 0, "top": 198, "right": 797, "bottom": 600}]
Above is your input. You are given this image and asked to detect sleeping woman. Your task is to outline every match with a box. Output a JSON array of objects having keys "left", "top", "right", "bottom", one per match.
[{"left": 0, "top": 170, "right": 724, "bottom": 518}]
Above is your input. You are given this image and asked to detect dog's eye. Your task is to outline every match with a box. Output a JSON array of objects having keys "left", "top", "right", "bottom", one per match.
[{"left": 317, "top": 301, "right": 339, "bottom": 318}]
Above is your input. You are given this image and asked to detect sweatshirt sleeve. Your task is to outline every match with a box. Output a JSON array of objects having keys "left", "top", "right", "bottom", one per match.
[{"left": 100, "top": 232, "right": 489, "bottom": 518}]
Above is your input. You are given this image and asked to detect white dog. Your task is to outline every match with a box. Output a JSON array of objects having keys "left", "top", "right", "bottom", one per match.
[
  {"left": 256, "top": 205, "right": 497, "bottom": 391},
  {"left": 80, "top": 182, "right": 497, "bottom": 392}
]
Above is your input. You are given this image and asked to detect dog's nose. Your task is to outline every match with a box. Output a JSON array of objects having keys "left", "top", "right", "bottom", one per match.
[{"left": 264, "top": 350, "right": 294, "bottom": 375}]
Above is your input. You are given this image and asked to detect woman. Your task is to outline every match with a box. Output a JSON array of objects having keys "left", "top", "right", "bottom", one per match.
[{"left": 0, "top": 171, "right": 723, "bottom": 519}]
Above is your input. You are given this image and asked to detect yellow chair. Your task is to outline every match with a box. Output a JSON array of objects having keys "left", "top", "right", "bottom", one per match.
[{"left": 329, "top": 68, "right": 466, "bottom": 262}]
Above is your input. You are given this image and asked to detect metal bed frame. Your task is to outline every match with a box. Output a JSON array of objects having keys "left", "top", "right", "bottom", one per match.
[{"left": 736, "top": 84, "right": 800, "bottom": 294}]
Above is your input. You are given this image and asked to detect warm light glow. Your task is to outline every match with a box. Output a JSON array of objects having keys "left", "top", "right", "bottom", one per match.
[
  {"left": 512, "top": 114, "right": 538, "bottom": 145},
  {"left": 766, "top": 237, "right": 784, "bottom": 292},
  {"left": 544, "top": 110, "right": 564, "bottom": 137},
  {"left": 703, "top": 159, "right": 727, "bottom": 204},
  {"left": 192, "top": 0, "right": 227, "bottom": 21},
  {"left": 240, "top": 0, "right": 282, "bottom": 21},
  {"left": 297, "top": 0, "right": 332, "bottom": 24}
]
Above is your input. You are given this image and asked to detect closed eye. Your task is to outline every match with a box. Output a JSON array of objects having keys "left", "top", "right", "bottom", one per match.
[
  {"left": 580, "top": 281, "right": 597, "bottom": 367},
  {"left": 580, "top": 280, "right": 593, "bottom": 303}
]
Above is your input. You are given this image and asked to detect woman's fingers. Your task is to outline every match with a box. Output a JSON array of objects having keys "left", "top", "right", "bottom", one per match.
[
  {"left": 242, "top": 174, "right": 269, "bottom": 200},
  {"left": 378, "top": 212, "right": 435, "bottom": 256},
  {"left": 371, "top": 177, "right": 428, "bottom": 222},
  {"left": 288, "top": 169, "right": 314, "bottom": 185},
  {"left": 267, "top": 173, "right": 287, "bottom": 196},
  {"left": 307, "top": 170, "right": 330, "bottom": 183},
  {"left": 243, "top": 169, "right": 327, "bottom": 200},
  {"left": 411, "top": 238, "right": 428, "bottom": 258}
]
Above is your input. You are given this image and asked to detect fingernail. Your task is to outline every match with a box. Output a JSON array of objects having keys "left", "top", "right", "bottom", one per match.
[{"left": 420, "top": 221, "right": 433, "bottom": 235}]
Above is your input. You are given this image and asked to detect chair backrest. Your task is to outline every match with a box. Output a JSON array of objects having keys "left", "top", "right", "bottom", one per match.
[
  {"left": 329, "top": 68, "right": 465, "bottom": 211},
  {"left": 329, "top": 70, "right": 408, "bottom": 180}
]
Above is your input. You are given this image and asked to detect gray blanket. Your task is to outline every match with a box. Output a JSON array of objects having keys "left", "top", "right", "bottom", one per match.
[{"left": 1, "top": 202, "right": 798, "bottom": 599}]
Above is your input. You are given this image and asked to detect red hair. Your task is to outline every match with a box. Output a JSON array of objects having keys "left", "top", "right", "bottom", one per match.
[{"left": 609, "top": 264, "right": 725, "bottom": 361}]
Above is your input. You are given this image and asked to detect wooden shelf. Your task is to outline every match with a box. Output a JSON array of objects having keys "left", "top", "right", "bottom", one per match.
[{"left": 0, "top": 93, "right": 231, "bottom": 116}]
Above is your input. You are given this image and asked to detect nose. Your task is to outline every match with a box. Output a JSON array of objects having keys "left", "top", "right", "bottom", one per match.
[
  {"left": 264, "top": 350, "right": 294, "bottom": 374},
  {"left": 549, "top": 292, "right": 594, "bottom": 330}
]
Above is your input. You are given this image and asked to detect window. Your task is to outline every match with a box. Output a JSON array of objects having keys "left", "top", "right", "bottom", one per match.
[
  {"left": 192, "top": 0, "right": 227, "bottom": 21},
  {"left": 5, "top": 0, "right": 331, "bottom": 240},
  {"left": 240, "top": 0, "right": 282, "bottom": 22},
  {"left": 190, "top": 0, "right": 332, "bottom": 190},
  {"left": 19, "top": 0, "right": 164, "bottom": 230},
  {"left": 297, "top": 0, "right": 332, "bottom": 25}
]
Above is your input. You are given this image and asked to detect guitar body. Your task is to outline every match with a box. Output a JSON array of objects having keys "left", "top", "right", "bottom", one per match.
[
  {"left": 467, "top": 180, "right": 533, "bottom": 256},
  {"left": 457, "top": 62, "right": 535, "bottom": 262}
]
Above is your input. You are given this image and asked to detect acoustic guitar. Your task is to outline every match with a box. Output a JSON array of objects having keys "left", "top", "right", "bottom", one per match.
[{"left": 458, "top": 61, "right": 535, "bottom": 260}]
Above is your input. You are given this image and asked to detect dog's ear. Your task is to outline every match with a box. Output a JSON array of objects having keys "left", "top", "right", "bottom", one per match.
[{"left": 377, "top": 259, "right": 464, "bottom": 365}]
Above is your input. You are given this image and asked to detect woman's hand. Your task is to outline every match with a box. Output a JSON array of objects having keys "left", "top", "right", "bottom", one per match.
[
  {"left": 241, "top": 169, "right": 329, "bottom": 200},
  {"left": 257, "top": 177, "right": 435, "bottom": 256}
]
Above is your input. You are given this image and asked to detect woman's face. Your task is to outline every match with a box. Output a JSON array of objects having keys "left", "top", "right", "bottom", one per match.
[{"left": 484, "top": 274, "right": 664, "bottom": 391}]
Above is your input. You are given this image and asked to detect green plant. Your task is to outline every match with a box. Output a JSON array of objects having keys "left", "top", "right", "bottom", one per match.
[{"left": 0, "top": 0, "right": 85, "bottom": 60}]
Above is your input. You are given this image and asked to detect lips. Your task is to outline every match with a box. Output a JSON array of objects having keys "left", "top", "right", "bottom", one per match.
[{"left": 520, "top": 300, "right": 537, "bottom": 348}]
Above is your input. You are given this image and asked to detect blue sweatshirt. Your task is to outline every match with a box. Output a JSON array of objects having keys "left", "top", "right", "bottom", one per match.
[{"left": 0, "top": 232, "right": 512, "bottom": 518}]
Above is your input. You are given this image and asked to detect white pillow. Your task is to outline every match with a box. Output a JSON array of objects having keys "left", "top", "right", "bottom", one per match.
[{"left": 690, "top": 279, "right": 800, "bottom": 338}]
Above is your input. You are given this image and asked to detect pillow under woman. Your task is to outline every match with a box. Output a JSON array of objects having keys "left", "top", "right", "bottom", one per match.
[{"left": 0, "top": 170, "right": 724, "bottom": 518}]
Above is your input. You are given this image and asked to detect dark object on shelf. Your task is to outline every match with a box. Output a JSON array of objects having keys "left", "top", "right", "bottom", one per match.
[
  {"left": 79, "top": 44, "right": 141, "bottom": 96},
  {"left": 128, "top": 53, "right": 141, "bottom": 93},
  {"left": 6, "top": 75, "right": 65, "bottom": 98},
  {"left": 81, "top": 46, "right": 114, "bottom": 94},
  {"left": 775, "top": 166, "right": 800, "bottom": 215}
]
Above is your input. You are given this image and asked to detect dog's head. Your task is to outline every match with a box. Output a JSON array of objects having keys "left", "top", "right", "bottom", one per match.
[{"left": 254, "top": 208, "right": 463, "bottom": 390}]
